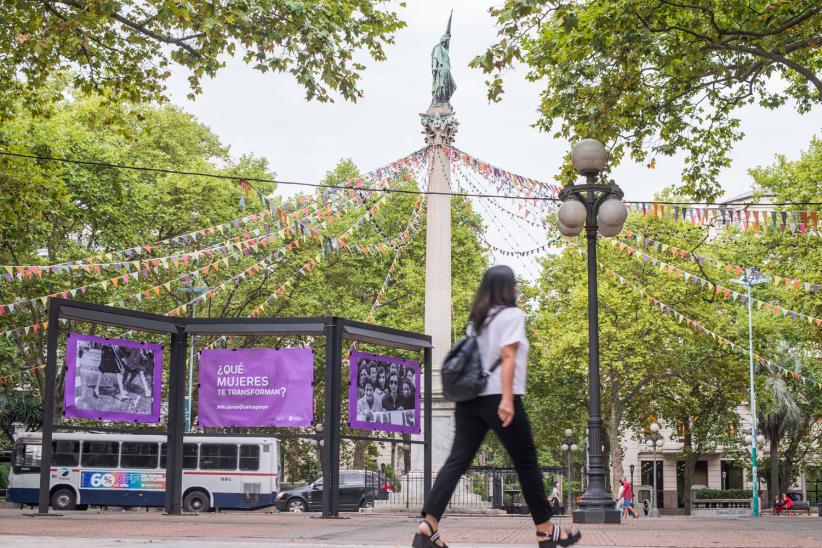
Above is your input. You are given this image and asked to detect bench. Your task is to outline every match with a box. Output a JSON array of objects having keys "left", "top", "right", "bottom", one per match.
[{"left": 770, "top": 500, "right": 812, "bottom": 516}]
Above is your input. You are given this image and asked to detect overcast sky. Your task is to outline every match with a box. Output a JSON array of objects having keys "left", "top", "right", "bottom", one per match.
[{"left": 165, "top": 0, "right": 820, "bottom": 203}]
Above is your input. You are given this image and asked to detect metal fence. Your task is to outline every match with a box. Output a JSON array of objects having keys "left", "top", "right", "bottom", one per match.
[{"left": 373, "top": 467, "right": 562, "bottom": 514}]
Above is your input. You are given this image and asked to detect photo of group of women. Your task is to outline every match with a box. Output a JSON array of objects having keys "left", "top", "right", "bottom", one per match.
[
  {"left": 348, "top": 351, "right": 420, "bottom": 434},
  {"left": 64, "top": 332, "right": 163, "bottom": 423}
]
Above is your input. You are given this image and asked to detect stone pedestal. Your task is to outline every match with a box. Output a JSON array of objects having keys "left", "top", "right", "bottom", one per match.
[{"left": 411, "top": 106, "right": 459, "bottom": 474}]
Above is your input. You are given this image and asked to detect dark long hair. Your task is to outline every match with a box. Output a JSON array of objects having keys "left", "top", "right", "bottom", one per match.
[{"left": 468, "top": 265, "right": 517, "bottom": 333}]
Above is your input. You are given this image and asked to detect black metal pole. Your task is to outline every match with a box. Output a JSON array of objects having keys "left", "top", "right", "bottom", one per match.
[
  {"left": 164, "top": 326, "right": 187, "bottom": 514},
  {"left": 37, "top": 301, "right": 60, "bottom": 514},
  {"left": 423, "top": 345, "right": 432, "bottom": 501},
  {"left": 321, "top": 318, "right": 342, "bottom": 517},
  {"left": 573, "top": 192, "right": 619, "bottom": 524}
]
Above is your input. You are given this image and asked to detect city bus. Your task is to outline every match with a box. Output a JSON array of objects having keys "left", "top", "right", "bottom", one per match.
[{"left": 7, "top": 432, "right": 280, "bottom": 512}]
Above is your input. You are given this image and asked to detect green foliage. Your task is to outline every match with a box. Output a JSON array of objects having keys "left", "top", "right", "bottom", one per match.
[
  {"left": 0, "top": 463, "right": 9, "bottom": 492},
  {"left": 751, "top": 137, "right": 822, "bottom": 206},
  {"left": 693, "top": 488, "right": 753, "bottom": 500},
  {"left": 0, "top": 1, "right": 406, "bottom": 119},
  {"left": 472, "top": 1, "right": 822, "bottom": 200},
  {"left": 0, "top": 393, "right": 43, "bottom": 443}
]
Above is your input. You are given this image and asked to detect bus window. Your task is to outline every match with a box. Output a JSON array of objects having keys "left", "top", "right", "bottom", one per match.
[
  {"left": 199, "top": 444, "right": 238, "bottom": 470},
  {"left": 239, "top": 445, "right": 260, "bottom": 471},
  {"left": 13, "top": 443, "right": 41, "bottom": 473},
  {"left": 121, "top": 441, "right": 159, "bottom": 469},
  {"left": 81, "top": 441, "right": 119, "bottom": 468},
  {"left": 160, "top": 443, "right": 198, "bottom": 469},
  {"left": 52, "top": 440, "right": 80, "bottom": 467}
]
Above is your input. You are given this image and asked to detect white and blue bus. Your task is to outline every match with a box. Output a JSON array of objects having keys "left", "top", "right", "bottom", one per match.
[{"left": 8, "top": 432, "right": 280, "bottom": 512}]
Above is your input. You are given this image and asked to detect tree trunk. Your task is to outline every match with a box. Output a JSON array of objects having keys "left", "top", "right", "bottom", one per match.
[
  {"left": 769, "top": 437, "right": 779, "bottom": 503},
  {"left": 607, "top": 407, "right": 624, "bottom": 497},
  {"left": 682, "top": 416, "right": 695, "bottom": 516},
  {"left": 352, "top": 441, "right": 366, "bottom": 470}
]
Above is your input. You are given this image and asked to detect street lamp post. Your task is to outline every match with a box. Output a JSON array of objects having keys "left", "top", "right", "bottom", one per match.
[
  {"left": 559, "top": 139, "right": 627, "bottom": 525},
  {"left": 744, "top": 431, "right": 766, "bottom": 516},
  {"left": 561, "top": 429, "right": 579, "bottom": 515},
  {"left": 176, "top": 285, "right": 210, "bottom": 432},
  {"left": 730, "top": 268, "right": 769, "bottom": 518},
  {"left": 645, "top": 422, "right": 665, "bottom": 517},
  {"left": 630, "top": 464, "right": 635, "bottom": 490}
]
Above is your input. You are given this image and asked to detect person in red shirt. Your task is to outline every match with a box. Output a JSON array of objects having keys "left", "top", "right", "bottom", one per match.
[
  {"left": 774, "top": 492, "right": 793, "bottom": 516},
  {"left": 619, "top": 478, "right": 639, "bottom": 519}
]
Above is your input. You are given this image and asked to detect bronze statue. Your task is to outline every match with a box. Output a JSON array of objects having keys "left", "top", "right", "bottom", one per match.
[{"left": 431, "top": 12, "right": 456, "bottom": 107}]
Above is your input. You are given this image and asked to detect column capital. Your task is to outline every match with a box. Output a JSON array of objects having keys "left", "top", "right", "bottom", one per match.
[{"left": 420, "top": 107, "right": 459, "bottom": 146}]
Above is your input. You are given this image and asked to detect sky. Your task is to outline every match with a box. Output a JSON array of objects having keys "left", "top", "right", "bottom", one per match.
[{"left": 163, "top": 1, "right": 820, "bottom": 275}]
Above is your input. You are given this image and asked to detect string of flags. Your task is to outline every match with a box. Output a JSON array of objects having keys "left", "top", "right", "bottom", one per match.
[
  {"left": 0, "top": 203, "right": 344, "bottom": 315},
  {"left": 452, "top": 164, "right": 554, "bottom": 227},
  {"left": 607, "top": 237, "right": 822, "bottom": 329},
  {"left": 626, "top": 203, "right": 820, "bottom": 234},
  {"left": 621, "top": 229, "right": 820, "bottom": 294},
  {"left": 569, "top": 245, "right": 819, "bottom": 388},
  {"left": 0, "top": 149, "right": 430, "bottom": 282}
]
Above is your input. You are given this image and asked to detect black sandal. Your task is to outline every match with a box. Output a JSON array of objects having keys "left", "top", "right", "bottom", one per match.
[
  {"left": 537, "top": 523, "right": 582, "bottom": 547},
  {"left": 412, "top": 520, "right": 448, "bottom": 548}
]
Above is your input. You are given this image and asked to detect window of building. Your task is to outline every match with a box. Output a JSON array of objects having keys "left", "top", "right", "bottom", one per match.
[
  {"left": 199, "top": 444, "right": 237, "bottom": 470},
  {"left": 239, "top": 445, "right": 260, "bottom": 471},
  {"left": 120, "top": 442, "right": 159, "bottom": 469},
  {"left": 81, "top": 441, "right": 119, "bottom": 468},
  {"left": 52, "top": 440, "right": 80, "bottom": 467},
  {"left": 160, "top": 443, "right": 198, "bottom": 470}
]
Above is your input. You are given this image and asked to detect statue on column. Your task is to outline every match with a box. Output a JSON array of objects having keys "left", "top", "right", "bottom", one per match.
[{"left": 430, "top": 12, "right": 456, "bottom": 108}]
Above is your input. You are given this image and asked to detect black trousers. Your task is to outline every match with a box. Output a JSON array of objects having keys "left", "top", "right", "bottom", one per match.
[{"left": 422, "top": 395, "right": 553, "bottom": 524}]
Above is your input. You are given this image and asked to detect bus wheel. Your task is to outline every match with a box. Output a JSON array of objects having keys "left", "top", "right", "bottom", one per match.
[
  {"left": 51, "top": 488, "right": 77, "bottom": 511},
  {"left": 183, "top": 490, "right": 210, "bottom": 513},
  {"left": 286, "top": 498, "right": 307, "bottom": 512}
]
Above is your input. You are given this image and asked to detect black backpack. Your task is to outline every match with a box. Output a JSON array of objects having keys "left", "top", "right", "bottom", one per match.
[{"left": 441, "top": 309, "right": 505, "bottom": 402}]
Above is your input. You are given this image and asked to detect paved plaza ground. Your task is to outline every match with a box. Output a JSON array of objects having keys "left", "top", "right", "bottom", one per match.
[{"left": 0, "top": 508, "right": 820, "bottom": 547}]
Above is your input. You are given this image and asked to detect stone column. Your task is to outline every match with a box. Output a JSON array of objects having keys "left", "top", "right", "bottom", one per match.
[{"left": 412, "top": 105, "right": 459, "bottom": 473}]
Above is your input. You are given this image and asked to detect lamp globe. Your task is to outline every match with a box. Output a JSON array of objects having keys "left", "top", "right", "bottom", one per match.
[
  {"left": 564, "top": 428, "right": 574, "bottom": 438},
  {"left": 558, "top": 219, "right": 583, "bottom": 237},
  {"left": 561, "top": 443, "right": 569, "bottom": 452},
  {"left": 598, "top": 198, "right": 628, "bottom": 226},
  {"left": 650, "top": 422, "right": 660, "bottom": 433},
  {"left": 558, "top": 199, "right": 587, "bottom": 229},
  {"left": 571, "top": 139, "right": 608, "bottom": 176},
  {"left": 597, "top": 222, "right": 623, "bottom": 237}
]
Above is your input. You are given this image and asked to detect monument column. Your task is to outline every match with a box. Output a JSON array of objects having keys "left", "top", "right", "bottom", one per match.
[{"left": 414, "top": 108, "right": 459, "bottom": 472}]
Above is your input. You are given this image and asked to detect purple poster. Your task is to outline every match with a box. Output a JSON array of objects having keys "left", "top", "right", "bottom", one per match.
[
  {"left": 198, "top": 348, "right": 313, "bottom": 428},
  {"left": 65, "top": 332, "right": 163, "bottom": 423},
  {"left": 348, "top": 351, "right": 420, "bottom": 434}
]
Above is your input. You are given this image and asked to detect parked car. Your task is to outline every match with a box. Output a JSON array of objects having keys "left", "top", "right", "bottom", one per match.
[{"left": 275, "top": 470, "right": 383, "bottom": 512}]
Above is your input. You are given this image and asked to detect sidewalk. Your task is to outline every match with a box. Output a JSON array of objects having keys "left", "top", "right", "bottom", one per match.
[{"left": 0, "top": 508, "right": 819, "bottom": 547}]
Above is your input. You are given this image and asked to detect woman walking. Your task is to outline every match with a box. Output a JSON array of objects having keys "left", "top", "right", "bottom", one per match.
[{"left": 413, "top": 265, "right": 581, "bottom": 548}]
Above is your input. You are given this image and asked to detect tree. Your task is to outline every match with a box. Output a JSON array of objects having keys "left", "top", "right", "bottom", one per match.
[
  {"left": 472, "top": 1, "right": 822, "bottom": 200},
  {"left": 0, "top": 393, "right": 43, "bottom": 444},
  {"left": 0, "top": 0, "right": 405, "bottom": 119}
]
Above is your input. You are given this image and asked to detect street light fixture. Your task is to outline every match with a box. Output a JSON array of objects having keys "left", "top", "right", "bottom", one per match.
[
  {"left": 730, "top": 268, "right": 769, "bottom": 518},
  {"left": 176, "top": 284, "right": 211, "bottom": 432},
  {"left": 561, "top": 429, "right": 578, "bottom": 515},
  {"left": 645, "top": 422, "right": 665, "bottom": 518},
  {"left": 559, "top": 139, "right": 627, "bottom": 524}
]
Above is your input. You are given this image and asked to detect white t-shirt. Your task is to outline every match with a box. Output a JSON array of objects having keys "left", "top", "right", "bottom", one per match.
[{"left": 468, "top": 306, "right": 529, "bottom": 396}]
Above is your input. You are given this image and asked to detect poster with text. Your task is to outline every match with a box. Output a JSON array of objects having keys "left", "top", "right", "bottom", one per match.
[
  {"left": 348, "top": 351, "right": 420, "bottom": 434},
  {"left": 198, "top": 348, "right": 313, "bottom": 428},
  {"left": 64, "top": 332, "right": 163, "bottom": 423}
]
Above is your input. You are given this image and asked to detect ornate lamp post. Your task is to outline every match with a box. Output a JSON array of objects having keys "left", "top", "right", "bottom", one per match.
[
  {"left": 560, "top": 429, "right": 579, "bottom": 515},
  {"left": 645, "top": 422, "right": 665, "bottom": 517},
  {"left": 559, "top": 139, "right": 627, "bottom": 524},
  {"left": 744, "top": 431, "right": 766, "bottom": 516}
]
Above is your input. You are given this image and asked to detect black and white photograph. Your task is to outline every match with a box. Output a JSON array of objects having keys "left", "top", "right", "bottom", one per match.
[
  {"left": 64, "top": 332, "right": 163, "bottom": 423},
  {"left": 348, "top": 351, "right": 420, "bottom": 434}
]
